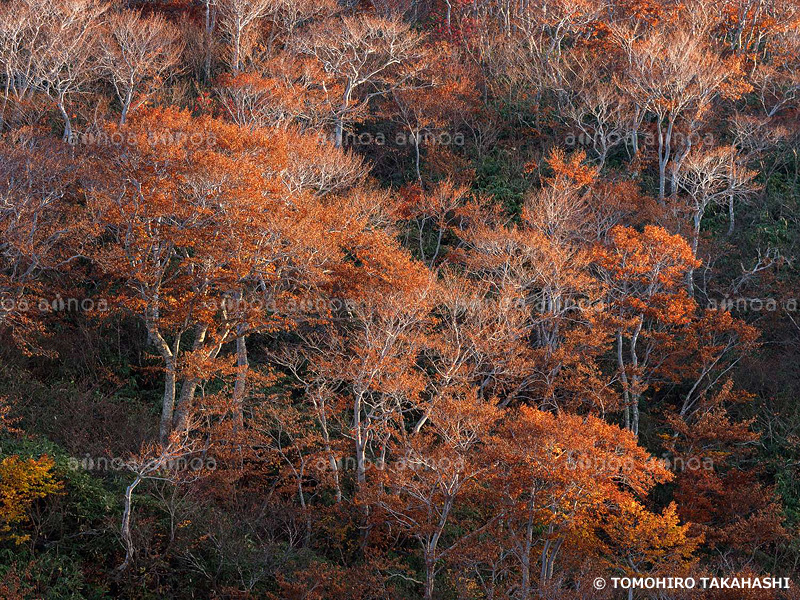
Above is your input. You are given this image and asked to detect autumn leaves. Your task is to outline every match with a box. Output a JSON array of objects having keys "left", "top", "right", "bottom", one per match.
[
  {"left": 0, "top": 103, "right": 774, "bottom": 595},
  {"left": 0, "top": 0, "right": 796, "bottom": 596}
]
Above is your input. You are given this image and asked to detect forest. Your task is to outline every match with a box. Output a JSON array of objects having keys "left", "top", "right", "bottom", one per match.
[{"left": 0, "top": 0, "right": 799, "bottom": 598}]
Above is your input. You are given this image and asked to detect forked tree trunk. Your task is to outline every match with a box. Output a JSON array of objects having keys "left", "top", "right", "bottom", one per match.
[{"left": 147, "top": 322, "right": 181, "bottom": 444}]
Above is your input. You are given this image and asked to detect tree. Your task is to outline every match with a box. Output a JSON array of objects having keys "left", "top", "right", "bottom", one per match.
[
  {"left": 117, "top": 428, "right": 201, "bottom": 571},
  {"left": 491, "top": 406, "right": 673, "bottom": 598},
  {"left": 30, "top": 0, "right": 107, "bottom": 140},
  {"left": 99, "top": 10, "right": 182, "bottom": 124},
  {"left": 562, "top": 49, "right": 632, "bottom": 170},
  {"left": 600, "top": 500, "right": 700, "bottom": 600},
  {"left": 296, "top": 14, "right": 427, "bottom": 148},
  {"left": 214, "top": 54, "right": 335, "bottom": 133},
  {"left": 593, "top": 225, "right": 699, "bottom": 435},
  {"left": 0, "top": 0, "right": 40, "bottom": 129},
  {"left": 665, "top": 383, "right": 789, "bottom": 565},
  {"left": 387, "top": 49, "right": 476, "bottom": 184},
  {"left": 619, "top": 27, "right": 742, "bottom": 200},
  {"left": 453, "top": 151, "right": 613, "bottom": 413},
  {"left": 397, "top": 181, "right": 469, "bottom": 267},
  {"left": 82, "top": 108, "right": 334, "bottom": 442},
  {"left": 217, "top": 0, "right": 272, "bottom": 75},
  {"left": 0, "top": 137, "right": 84, "bottom": 354},
  {"left": 0, "top": 454, "right": 62, "bottom": 545},
  {"left": 366, "top": 393, "right": 502, "bottom": 600},
  {"left": 474, "top": 0, "right": 605, "bottom": 128},
  {"left": 215, "top": 71, "right": 298, "bottom": 130},
  {"left": 297, "top": 279, "right": 433, "bottom": 489},
  {"left": 281, "top": 132, "right": 368, "bottom": 196},
  {"left": 676, "top": 145, "right": 758, "bottom": 288}
]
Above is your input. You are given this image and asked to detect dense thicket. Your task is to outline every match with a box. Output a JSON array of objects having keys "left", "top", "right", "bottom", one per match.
[{"left": 0, "top": 0, "right": 799, "bottom": 598}]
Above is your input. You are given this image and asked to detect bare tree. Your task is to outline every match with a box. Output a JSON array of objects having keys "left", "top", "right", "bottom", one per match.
[
  {"left": 561, "top": 52, "right": 631, "bottom": 170},
  {"left": 100, "top": 10, "right": 182, "bottom": 124},
  {"left": 676, "top": 146, "right": 758, "bottom": 291},
  {"left": 118, "top": 429, "right": 202, "bottom": 571},
  {"left": 0, "top": 0, "right": 106, "bottom": 139},
  {"left": 0, "top": 0, "right": 44, "bottom": 128},
  {"left": 296, "top": 14, "right": 427, "bottom": 148},
  {"left": 36, "top": 0, "right": 107, "bottom": 140},
  {"left": 218, "top": 0, "right": 273, "bottom": 74},
  {"left": 620, "top": 28, "right": 736, "bottom": 200},
  {"left": 201, "top": 0, "right": 217, "bottom": 82}
]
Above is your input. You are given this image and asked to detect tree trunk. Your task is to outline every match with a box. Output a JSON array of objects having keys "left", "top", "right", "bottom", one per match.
[
  {"left": 334, "top": 81, "right": 352, "bottom": 148},
  {"left": 519, "top": 488, "right": 536, "bottom": 599},
  {"left": 657, "top": 114, "right": 675, "bottom": 202},
  {"left": 670, "top": 126, "right": 694, "bottom": 197},
  {"left": 354, "top": 390, "right": 367, "bottom": 486},
  {"left": 414, "top": 130, "right": 422, "bottom": 183},
  {"left": 173, "top": 377, "right": 200, "bottom": 434},
  {"left": 727, "top": 194, "right": 735, "bottom": 236},
  {"left": 314, "top": 394, "right": 342, "bottom": 502},
  {"left": 57, "top": 97, "right": 72, "bottom": 142},
  {"left": 118, "top": 475, "right": 142, "bottom": 571},
  {"left": 424, "top": 555, "right": 436, "bottom": 600},
  {"left": 204, "top": 0, "right": 214, "bottom": 83},
  {"left": 149, "top": 326, "right": 181, "bottom": 445},
  {"left": 120, "top": 89, "right": 133, "bottom": 125},
  {"left": 231, "top": 331, "right": 248, "bottom": 430},
  {"left": 233, "top": 23, "right": 242, "bottom": 75},
  {"left": 629, "top": 315, "right": 643, "bottom": 437},
  {"left": 160, "top": 359, "right": 178, "bottom": 443},
  {"left": 687, "top": 210, "right": 702, "bottom": 295},
  {"left": 540, "top": 539, "right": 550, "bottom": 585},
  {"left": 617, "top": 331, "right": 632, "bottom": 432},
  {"left": 172, "top": 325, "right": 227, "bottom": 434}
]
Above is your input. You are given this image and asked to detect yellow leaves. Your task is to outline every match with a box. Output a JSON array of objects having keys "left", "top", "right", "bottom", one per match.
[
  {"left": 602, "top": 499, "right": 701, "bottom": 574},
  {"left": 0, "top": 455, "right": 63, "bottom": 544}
]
